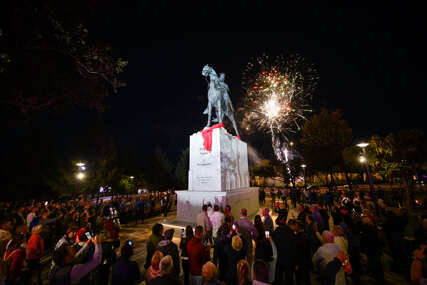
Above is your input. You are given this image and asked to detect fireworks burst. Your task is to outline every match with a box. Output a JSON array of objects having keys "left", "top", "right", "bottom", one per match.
[
  {"left": 241, "top": 54, "right": 317, "bottom": 165},
  {"left": 242, "top": 54, "right": 317, "bottom": 136}
]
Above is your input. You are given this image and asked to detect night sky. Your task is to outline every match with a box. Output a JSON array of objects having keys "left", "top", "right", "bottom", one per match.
[{"left": 32, "top": 7, "right": 427, "bottom": 162}]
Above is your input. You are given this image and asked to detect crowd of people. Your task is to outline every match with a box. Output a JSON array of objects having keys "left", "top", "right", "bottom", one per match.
[
  {"left": 0, "top": 192, "right": 174, "bottom": 285},
  {"left": 0, "top": 187, "right": 425, "bottom": 285},
  {"left": 142, "top": 188, "right": 426, "bottom": 285}
]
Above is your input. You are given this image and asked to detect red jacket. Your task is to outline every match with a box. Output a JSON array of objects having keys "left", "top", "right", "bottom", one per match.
[
  {"left": 5, "top": 248, "right": 25, "bottom": 279},
  {"left": 186, "top": 237, "right": 209, "bottom": 275},
  {"left": 27, "top": 233, "right": 44, "bottom": 260}
]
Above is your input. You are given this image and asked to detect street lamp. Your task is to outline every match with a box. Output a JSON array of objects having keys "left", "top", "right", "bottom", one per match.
[
  {"left": 76, "top": 162, "right": 85, "bottom": 167},
  {"left": 76, "top": 172, "right": 85, "bottom": 180},
  {"left": 356, "top": 142, "right": 375, "bottom": 201},
  {"left": 301, "top": 164, "right": 307, "bottom": 188}
]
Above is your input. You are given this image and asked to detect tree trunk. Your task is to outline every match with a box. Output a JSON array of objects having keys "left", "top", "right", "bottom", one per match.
[
  {"left": 344, "top": 171, "right": 352, "bottom": 190},
  {"left": 402, "top": 172, "right": 413, "bottom": 210},
  {"left": 330, "top": 171, "right": 335, "bottom": 186}
]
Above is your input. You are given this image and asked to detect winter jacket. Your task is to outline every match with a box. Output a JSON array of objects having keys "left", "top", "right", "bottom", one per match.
[
  {"left": 272, "top": 224, "right": 296, "bottom": 268},
  {"left": 111, "top": 258, "right": 141, "bottom": 285},
  {"left": 263, "top": 215, "right": 274, "bottom": 234},
  {"left": 187, "top": 237, "right": 209, "bottom": 276},
  {"left": 224, "top": 243, "right": 247, "bottom": 284},
  {"left": 4, "top": 248, "right": 25, "bottom": 280},
  {"left": 313, "top": 243, "right": 345, "bottom": 285},
  {"left": 148, "top": 275, "right": 181, "bottom": 285},
  {"left": 156, "top": 240, "right": 180, "bottom": 278},
  {"left": 255, "top": 238, "right": 273, "bottom": 262},
  {"left": 27, "top": 233, "right": 44, "bottom": 260},
  {"left": 145, "top": 234, "right": 162, "bottom": 269}
]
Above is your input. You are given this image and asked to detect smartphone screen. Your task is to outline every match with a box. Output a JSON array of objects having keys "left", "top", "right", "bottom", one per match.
[
  {"left": 265, "top": 231, "right": 270, "bottom": 238},
  {"left": 232, "top": 224, "right": 236, "bottom": 231},
  {"left": 85, "top": 232, "right": 91, "bottom": 240},
  {"left": 128, "top": 240, "right": 133, "bottom": 246},
  {"left": 181, "top": 229, "right": 185, "bottom": 236},
  {"left": 44, "top": 201, "right": 48, "bottom": 206}
]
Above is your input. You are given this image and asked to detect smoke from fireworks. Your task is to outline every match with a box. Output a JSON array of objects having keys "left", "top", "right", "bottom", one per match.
[{"left": 241, "top": 54, "right": 317, "bottom": 164}]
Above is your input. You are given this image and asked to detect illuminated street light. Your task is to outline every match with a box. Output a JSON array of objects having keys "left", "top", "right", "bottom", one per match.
[
  {"left": 76, "top": 172, "right": 85, "bottom": 180},
  {"left": 356, "top": 141, "right": 375, "bottom": 201},
  {"left": 130, "top": 176, "right": 134, "bottom": 179},
  {"left": 76, "top": 162, "right": 85, "bottom": 167},
  {"left": 301, "top": 164, "right": 307, "bottom": 188},
  {"left": 356, "top": 142, "right": 369, "bottom": 148},
  {"left": 290, "top": 141, "right": 294, "bottom": 147}
]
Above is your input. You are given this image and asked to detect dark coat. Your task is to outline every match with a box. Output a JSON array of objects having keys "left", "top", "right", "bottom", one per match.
[
  {"left": 157, "top": 240, "right": 180, "bottom": 278},
  {"left": 111, "top": 258, "right": 141, "bottom": 285},
  {"left": 148, "top": 275, "right": 181, "bottom": 285},
  {"left": 224, "top": 243, "right": 247, "bottom": 284},
  {"left": 272, "top": 224, "right": 296, "bottom": 268},
  {"left": 295, "top": 231, "right": 313, "bottom": 268},
  {"left": 255, "top": 238, "right": 273, "bottom": 262}
]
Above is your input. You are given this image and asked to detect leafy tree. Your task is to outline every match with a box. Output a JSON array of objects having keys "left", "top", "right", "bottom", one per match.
[
  {"left": 300, "top": 109, "right": 352, "bottom": 186},
  {"left": 342, "top": 146, "right": 365, "bottom": 187},
  {"left": 175, "top": 147, "right": 189, "bottom": 189},
  {"left": 250, "top": 159, "right": 276, "bottom": 178},
  {"left": 118, "top": 175, "right": 135, "bottom": 194},
  {"left": 70, "top": 116, "right": 120, "bottom": 196},
  {"left": 0, "top": 0, "right": 127, "bottom": 118},
  {"left": 390, "top": 130, "right": 426, "bottom": 207},
  {"left": 366, "top": 130, "right": 426, "bottom": 207},
  {"left": 366, "top": 134, "right": 399, "bottom": 186},
  {"left": 273, "top": 157, "right": 304, "bottom": 187}
]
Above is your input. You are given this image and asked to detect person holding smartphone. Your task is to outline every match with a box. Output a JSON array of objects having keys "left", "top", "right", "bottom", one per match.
[
  {"left": 156, "top": 229, "right": 180, "bottom": 278},
  {"left": 254, "top": 215, "right": 273, "bottom": 264},
  {"left": 179, "top": 226, "right": 194, "bottom": 285},
  {"left": 50, "top": 235, "right": 102, "bottom": 285}
]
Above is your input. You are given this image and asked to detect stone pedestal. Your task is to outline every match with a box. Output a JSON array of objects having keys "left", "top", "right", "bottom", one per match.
[{"left": 176, "top": 127, "right": 259, "bottom": 223}]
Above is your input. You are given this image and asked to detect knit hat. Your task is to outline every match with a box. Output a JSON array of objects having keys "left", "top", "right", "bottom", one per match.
[
  {"left": 275, "top": 214, "right": 287, "bottom": 226},
  {"left": 164, "top": 229, "right": 174, "bottom": 240},
  {"left": 76, "top": 228, "right": 88, "bottom": 242}
]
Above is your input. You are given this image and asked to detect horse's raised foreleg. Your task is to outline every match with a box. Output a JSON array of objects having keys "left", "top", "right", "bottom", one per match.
[
  {"left": 229, "top": 114, "right": 240, "bottom": 137},
  {"left": 205, "top": 102, "right": 212, "bottom": 128}
]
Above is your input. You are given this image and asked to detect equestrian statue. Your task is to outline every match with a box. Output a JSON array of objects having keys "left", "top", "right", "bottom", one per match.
[{"left": 201, "top": 64, "right": 240, "bottom": 137}]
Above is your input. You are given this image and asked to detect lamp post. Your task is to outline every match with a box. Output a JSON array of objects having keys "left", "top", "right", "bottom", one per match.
[
  {"left": 75, "top": 172, "right": 85, "bottom": 197},
  {"left": 130, "top": 176, "right": 136, "bottom": 194},
  {"left": 74, "top": 162, "right": 86, "bottom": 198},
  {"left": 357, "top": 142, "right": 375, "bottom": 201},
  {"left": 301, "top": 164, "right": 307, "bottom": 188}
]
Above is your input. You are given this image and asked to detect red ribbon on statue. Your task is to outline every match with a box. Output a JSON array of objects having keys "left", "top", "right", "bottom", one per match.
[{"left": 201, "top": 123, "right": 224, "bottom": 152}]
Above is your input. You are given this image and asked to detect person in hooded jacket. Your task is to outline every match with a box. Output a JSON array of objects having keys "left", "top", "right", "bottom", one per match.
[
  {"left": 224, "top": 235, "right": 247, "bottom": 285},
  {"left": 156, "top": 229, "right": 180, "bottom": 278},
  {"left": 179, "top": 226, "right": 194, "bottom": 285}
]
